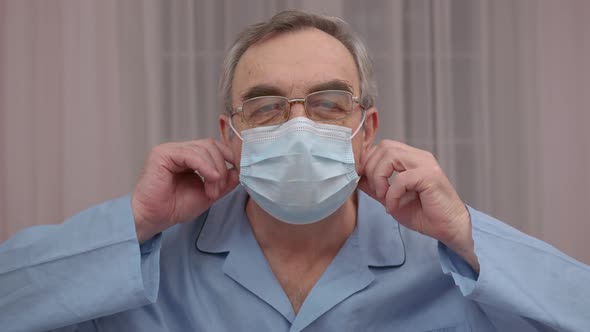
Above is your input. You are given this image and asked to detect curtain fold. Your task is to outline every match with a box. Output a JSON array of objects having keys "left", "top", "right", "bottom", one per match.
[
  {"left": 535, "top": 0, "right": 590, "bottom": 261},
  {"left": 1, "top": 0, "right": 589, "bottom": 264},
  {"left": 0, "top": 0, "right": 161, "bottom": 237}
]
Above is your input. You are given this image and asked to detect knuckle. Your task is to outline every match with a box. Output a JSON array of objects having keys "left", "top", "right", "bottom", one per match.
[
  {"left": 188, "top": 144, "right": 209, "bottom": 158},
  {"left": 393, "top": 171, "right": 411, "bottom": 185},
  {"left": 378, "top": 139, "right": 392, "bottom": 148},
  {"left": 424, "top": 151, "right": 436, "bottom": 161},
  {"left": 203, "top": 138, "right": 216, "bottom": 146},
  {"left": 396, "top": 170, "right": 409, "bottom": 182},
  {"left": 151, "top": 144, "right": 165, "bottom": 155},
  {"left": 150, "top": 144, "right": 170, "bottom": 159},
  {"left": 429, "top": 165, "right": 444, "bottom": 178},
  {"left": 187, "top": 144, "right": 203, "bottom": 155},
  {"left": 386, "top": 140, "right": 407, "bottom": 152}
]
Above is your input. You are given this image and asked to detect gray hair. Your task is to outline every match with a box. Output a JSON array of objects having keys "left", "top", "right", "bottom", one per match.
[{"left": 219, "top": 10, "right": 377, "bottom": 113}]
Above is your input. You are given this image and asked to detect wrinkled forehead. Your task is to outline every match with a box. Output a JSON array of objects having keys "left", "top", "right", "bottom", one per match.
[{"left": 232, "top": 28, "right": 360, "bottom": 107}]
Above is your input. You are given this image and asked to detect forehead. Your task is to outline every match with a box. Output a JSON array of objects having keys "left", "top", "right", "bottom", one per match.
[{"left": 233, "top": 28, "right": 359, "bottom": 104}]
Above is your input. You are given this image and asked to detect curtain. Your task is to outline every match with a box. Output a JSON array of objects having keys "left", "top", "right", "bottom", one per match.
[
  {"left": 0, "top": 0, "right": 162, "bottom": 237},
  {"left": 1, "top": 0, "right": 589, "bottom": 264}
]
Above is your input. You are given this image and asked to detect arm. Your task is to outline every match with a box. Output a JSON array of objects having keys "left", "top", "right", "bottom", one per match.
[
  {"left": 0, "top": 196, "right": 161, "bottom": 332},
  {"left": 439, "top": 207, "right": 590, "bottom": 331},
  {"left": 359, "top": 140, "right": 590, "bottom": 331},
  {"left": 0, "top": 139, "right": 238, "bottom": 332}
]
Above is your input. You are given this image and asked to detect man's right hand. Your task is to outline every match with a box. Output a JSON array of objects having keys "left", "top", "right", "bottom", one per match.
[{"left": 131, "top": 139, "right": 239, "bottom": 243}]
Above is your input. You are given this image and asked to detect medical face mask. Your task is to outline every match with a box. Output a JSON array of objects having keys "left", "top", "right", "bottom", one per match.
[{"left": 232, "top": 115, "right": 364, "bottom": 225}]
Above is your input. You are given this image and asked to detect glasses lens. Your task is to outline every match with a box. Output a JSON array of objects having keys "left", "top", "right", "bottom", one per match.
[
  {"left": 306, "top": 91, "right": 353, "bottom": 122},
  {"left": 242, "top": 97, "right": 289, "bottom": 126}
]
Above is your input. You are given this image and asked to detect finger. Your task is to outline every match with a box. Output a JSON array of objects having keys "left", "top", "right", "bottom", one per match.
[
  {"left": 213, "top": 140, "right": 237, "bottom": 166},
  {"left": 364, "top": 141, "right": 433, "bottom": 195},
  {"left": 195, "top": 140, "right": 227, "bottom": 180},
  {"left": 361, "top": 146, "right": 385, "bottom": 193},
  {"left": 384, "top": 169, "right": 423, "bottom": 213},
  {"left": 196, "top": 149, "right": 227, "bottom": 200},
  {"left": 357, "top": 175, "right": 379, "bottom": 203},
  {"left": 398, "top": 191, "right": 419, "bottom": 208},
  {"left": 209, "top": 139, "right": 239, "bottom": 196},
  {"left": 359, "top": 144, "right": 378, "bottom": 174},
  {"left": 193, "top": 139, "right": 237, "bottom": 200},
  {"left": 205, "top": 164, "right": 240, "bottom": 200},
  {"left": 372, "top": 157, "right": 396, "bottom": 200},
  {"left": 156, "top": 144, "right": 221, "bottom": 181},
  {"left": 224, "top": 168, "right": 240, "bottom": 193},
  {"left": 382, "top": 142, "right": 424, "bottom": 171},
  {"left": 184, "top": 145, "right": 222, "bottom": 182}
]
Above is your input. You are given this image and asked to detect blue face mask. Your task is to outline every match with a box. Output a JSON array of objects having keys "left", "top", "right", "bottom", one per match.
[{"left": 232, "top": 115, "right": 365, "bottom": 225}]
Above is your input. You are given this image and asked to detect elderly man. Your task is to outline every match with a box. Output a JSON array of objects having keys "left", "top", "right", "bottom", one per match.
[{"left": 1, "top": 10, "right": 589, "bottom": 332}]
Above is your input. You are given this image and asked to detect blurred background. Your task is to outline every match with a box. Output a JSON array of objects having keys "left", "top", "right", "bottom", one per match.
[{"left": 1, "top": 0, "right": 589, "bottom": 264}]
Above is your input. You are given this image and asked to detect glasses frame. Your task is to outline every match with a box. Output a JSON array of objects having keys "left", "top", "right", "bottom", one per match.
[{"left": 229, "top": 89, "right": 363, "bottom": 128}]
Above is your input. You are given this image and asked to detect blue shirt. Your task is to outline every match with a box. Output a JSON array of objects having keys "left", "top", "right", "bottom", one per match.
[{"left": 1, "top": 187, "right": 589, "bottom": 331}]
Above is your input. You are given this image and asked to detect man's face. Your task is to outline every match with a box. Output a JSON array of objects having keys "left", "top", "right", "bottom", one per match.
[{"left": 220, "top": 28, "right": 378, "bottom": 174}]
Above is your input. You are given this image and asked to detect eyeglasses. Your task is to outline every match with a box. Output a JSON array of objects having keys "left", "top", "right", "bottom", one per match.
[{"left": 229, "top": 90, "right": 363, "bottom": 127}]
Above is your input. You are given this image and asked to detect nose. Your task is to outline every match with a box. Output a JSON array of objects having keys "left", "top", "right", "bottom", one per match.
[{"left": 288, "top": 100, "right": 307, "bottom": 119}]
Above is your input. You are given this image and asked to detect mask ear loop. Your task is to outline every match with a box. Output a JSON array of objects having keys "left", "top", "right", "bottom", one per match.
[
  {"left": 350, "top": 109, "right": 367, "bottom": 139},
  {"left": 228, "top": 115, "right": 244, "bottom": 141}
]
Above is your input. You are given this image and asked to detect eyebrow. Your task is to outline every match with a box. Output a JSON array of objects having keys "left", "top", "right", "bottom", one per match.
[
  {"left": 241, "top": 85, "right": 285, "bottom": 101},
  {"left": 240, "top": 79, "right": 355, "bottom": 102},
  {"left": 306, "top": 80, "right": 354, "bottom": 94}
]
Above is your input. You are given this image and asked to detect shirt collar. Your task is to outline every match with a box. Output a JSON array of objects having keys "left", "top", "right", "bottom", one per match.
[{"left": 195, "top": 185, "right": 406, "bottom": 268}]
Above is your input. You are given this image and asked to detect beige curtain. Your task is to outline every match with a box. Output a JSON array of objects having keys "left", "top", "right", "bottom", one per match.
[
  {"left": 1, "top": 0, "right": 589, "bottom": 264},
  {"left": 0, "top": 0, "right": 162, "bottom": 237}
]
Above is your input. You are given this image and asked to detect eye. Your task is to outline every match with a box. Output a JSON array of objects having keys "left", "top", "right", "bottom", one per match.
[
  {"left": 312, "top": 100, "right": 339, "bottom": 110},
  {"left": 254, "top": 102, "right": 282, "bottom": 114},
  {"left": 243, "top": 98, "right": 288, "bottom": 125},
  {"left": 309, "top": 98, "right": 349, "bottom": 120}
]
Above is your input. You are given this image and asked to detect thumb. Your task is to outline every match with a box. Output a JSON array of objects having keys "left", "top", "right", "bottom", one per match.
[{"left": 358, "top": 175, "right": 382, "bottom": 204}]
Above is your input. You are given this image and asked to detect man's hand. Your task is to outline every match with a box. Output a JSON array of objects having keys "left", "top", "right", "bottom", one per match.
[
  {"left": 131, "top": 139, "right": 239, "bottom": 243},
  {"left": 358, "top": 140, "right": 479, "bottom": 272}
]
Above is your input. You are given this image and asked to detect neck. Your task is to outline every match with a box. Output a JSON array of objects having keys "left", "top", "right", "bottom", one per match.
[{"left": 246, "top": 192, "right": 358, "bottom": 257}]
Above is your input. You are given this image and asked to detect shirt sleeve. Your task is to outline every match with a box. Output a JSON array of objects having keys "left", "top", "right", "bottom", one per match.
[
  {"left": 438, "top": 206, "right": 590, "bottom": 331},
  {"left": 0, "top": 195, "right": 162, "bottom": 332}
]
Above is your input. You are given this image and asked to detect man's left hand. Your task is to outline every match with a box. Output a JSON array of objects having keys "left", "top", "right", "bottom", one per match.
[{"left": 358, "top": 140, "right": 479, "bottom": 273}]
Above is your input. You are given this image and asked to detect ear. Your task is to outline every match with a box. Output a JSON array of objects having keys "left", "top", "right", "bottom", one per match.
[
  {"left": 219, "top": 114, "right": 232, "bottom": 144},
  {"left": 362, "top": 107, "right": 379, "bottom": 150}
]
